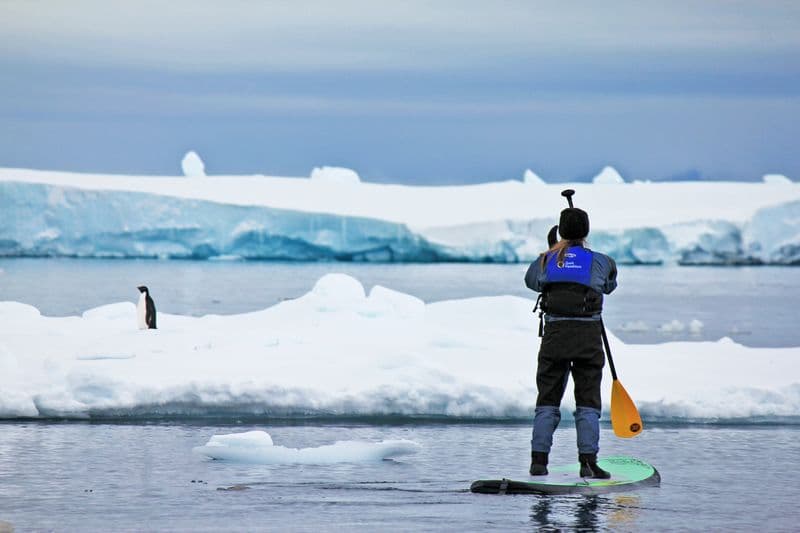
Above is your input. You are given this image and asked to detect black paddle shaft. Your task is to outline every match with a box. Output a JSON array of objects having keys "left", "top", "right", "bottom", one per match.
[
  {"left": 561, "top": 189, "right": 576, "bottom": 208},
  {"left": 599, "top": 319, "right": 619, "bottom": 381}
]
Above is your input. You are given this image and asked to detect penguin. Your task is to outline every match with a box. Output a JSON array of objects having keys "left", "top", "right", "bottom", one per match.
[{"left": 137, "top": 286, "right": 157, "bottom": 329}]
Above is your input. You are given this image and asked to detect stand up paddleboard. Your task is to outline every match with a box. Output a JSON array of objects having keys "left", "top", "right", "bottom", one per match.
[{"left": 470, "top": 456, "right": 660, "bottom": 495}]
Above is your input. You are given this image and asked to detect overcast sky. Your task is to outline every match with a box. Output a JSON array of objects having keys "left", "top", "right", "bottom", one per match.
[{"left": 1, "top": 1, "right": 798, "bottom": 183}]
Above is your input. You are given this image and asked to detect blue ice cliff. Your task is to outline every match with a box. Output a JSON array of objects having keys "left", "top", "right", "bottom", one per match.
[{"left": 0, "top": 181, "right": 798, "bottom": 264}]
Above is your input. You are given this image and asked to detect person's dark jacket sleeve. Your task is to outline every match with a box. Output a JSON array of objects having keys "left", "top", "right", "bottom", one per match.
[
  {"left": 599, "top": 255, "right": 618, "bottom": 294},
  {"left": 524, "top": 255, "right": 546, "bottom": 293}
]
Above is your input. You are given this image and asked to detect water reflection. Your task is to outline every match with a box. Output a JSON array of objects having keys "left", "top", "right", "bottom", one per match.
[
  {"left": 529, "top": 496, "right": 553, "bottom": 529},
  {"left": 575, "top": 496, "right": 601, "bottom": 530},
  {"left": 608, "top": 495, "right": 642, "bottom": 529},
  {"left": 529, "top": 494, "right": 641, "bottom": 531}
]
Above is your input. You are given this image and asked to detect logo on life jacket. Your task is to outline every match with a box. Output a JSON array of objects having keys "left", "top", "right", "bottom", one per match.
[
  {"left": 557, "top": 252, "right": 581, "bottom": 269},
  {"left": 546, "top": 247, "right": 593, "bottom": 286}
]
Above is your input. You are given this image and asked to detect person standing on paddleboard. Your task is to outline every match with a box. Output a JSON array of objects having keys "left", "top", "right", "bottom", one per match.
[{"left": 524, "top": 190, "right": 618, "bottom": 479}]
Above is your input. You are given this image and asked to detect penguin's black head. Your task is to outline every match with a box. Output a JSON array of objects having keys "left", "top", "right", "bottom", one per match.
[{"left": 137, "top": 286, "right": 149, "bottom": 293}]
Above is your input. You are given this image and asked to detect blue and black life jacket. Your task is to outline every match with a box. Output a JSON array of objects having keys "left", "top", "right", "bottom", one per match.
[{"left": 533, "top": 246, "right": 604, "bottom": 334}]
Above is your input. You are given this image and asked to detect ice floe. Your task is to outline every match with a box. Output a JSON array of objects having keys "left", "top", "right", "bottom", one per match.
[
  {"left": 0, "top": 274, "right": 797, "bottom": 422},
  {"left": 193, "top": 430, "right": 420, "bottom": 464}
]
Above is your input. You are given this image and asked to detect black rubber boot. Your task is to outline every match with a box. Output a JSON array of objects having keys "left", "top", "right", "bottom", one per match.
[
  {"left": 530, "top": 451, "right": 549, "bottom": 476},
  {"left": 579, "top": 453, "right": 611, "bottom": 479}
]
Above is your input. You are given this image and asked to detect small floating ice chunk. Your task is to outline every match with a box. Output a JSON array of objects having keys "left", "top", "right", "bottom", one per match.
[
  {"left": 193, "top": 430, "right": 421, "bottom": 464},
  {"left": 619, "top": 321, "right": 650, "bottom": 333},
  {"left": 217, "top": 484, "right": 251, "bottom": 491},
  {"left": 688, "top": 319, "right": 704, "bottom": 334},
  {"left": 658, "top": 319, "right": 685, "bottom": 333},
  {"left": 206, "top": 430, "right": 274, "bottom": 447},
  {"left": 729, "top": 325, "right": 752, "bottom": 336}
]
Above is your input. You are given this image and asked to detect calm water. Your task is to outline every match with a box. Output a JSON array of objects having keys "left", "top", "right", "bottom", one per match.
[
  {"left": 1, "top": 258, "right": 799, "bottom": 347},
  {"left": 0, "top": 422, "right": 798, "bottom": 531}
]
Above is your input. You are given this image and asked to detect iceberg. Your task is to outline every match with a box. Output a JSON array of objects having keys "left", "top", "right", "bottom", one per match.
[
  {"left": 1, "top": 167, "right": 800, "bottom": 264},
  {"left": 181, "top": 151, "right": 206, "bottom": 178},
  {"left": 589, "top": 227, "right": 670, "bottom": 264},
  {"left": 763, "top": 174, "right": 793, "bottom": 185},
  {"left": 0, "top": 273, "right": 797, "bottom": 423},
  {"left": 0, "top": 182, "right": 443, "bottom": 261},
  {"left": 523, "top": 169, "right": 546, "bottom": 185},
  {"left": 743, "top": 199, "right": 800, "bottom": 265},
  {"left": 662, "top": 220, "right": 750, "bottom": 265},
  {"left": 310, "top": 166, "right": 361, "bottom": 184},
  {"left": 592, "top": 166, "right": 625, "bottom": 184}
]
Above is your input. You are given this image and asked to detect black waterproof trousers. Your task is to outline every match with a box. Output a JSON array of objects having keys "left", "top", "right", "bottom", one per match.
[{"left": 536, "top": 320, "right": 605, "bottom": 410}]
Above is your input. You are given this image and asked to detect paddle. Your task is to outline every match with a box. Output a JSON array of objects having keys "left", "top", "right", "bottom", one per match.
[
  {"left": 600, "top": 319, "right": 643, "bottom": 438},
  {"left": 551, "top": 188, "right": 642, "bottom": 437}
]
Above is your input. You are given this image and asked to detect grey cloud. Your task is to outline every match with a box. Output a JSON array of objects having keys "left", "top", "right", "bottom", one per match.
[{"left": 2, "top": 1, "right": 799, "bottom": 71}]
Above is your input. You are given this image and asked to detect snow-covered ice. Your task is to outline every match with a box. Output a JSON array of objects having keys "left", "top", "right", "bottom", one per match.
[
  {"left": 523, "top": 169, "right": 546, "bottom": 185},
  {"left": 0, "top": 273, "right": 797, "bottom": 422},
  {"left": 592, "top": 166, "right": 625, "bottom": 184},
  {"left": 192, "top": 430, "right": 420, "bottom": 464},
  {"left": 763, "top": 174, "right": 793, "bottom": 185},
  {"left": 181, "top": 151, "right": 205, "bottom": 178},
  {"left": 310, "top": 166, "right": 360, "bottom": 184}
]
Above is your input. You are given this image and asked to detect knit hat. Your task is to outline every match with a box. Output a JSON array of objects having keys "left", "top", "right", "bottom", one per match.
[{"left": 558, "top": 207, "right": 590, "bottom": 240}]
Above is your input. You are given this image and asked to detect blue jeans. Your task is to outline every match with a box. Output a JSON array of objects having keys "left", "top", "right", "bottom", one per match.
[{"left": 531, "top": 405, "right": 601, "bottom": 454}]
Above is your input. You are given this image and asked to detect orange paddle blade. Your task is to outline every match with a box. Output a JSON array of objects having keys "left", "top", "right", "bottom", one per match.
[{"left": 611, "top": 379, "right": 643, "bottom": 438}]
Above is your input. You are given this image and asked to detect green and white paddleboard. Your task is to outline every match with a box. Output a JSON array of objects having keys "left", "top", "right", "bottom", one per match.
[{"left": 470, "top": 456, "right": 660, "bottom": 495}]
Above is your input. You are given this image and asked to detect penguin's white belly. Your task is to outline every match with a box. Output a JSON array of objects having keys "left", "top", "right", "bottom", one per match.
[{"left": 137, "top": 294, "right": 147, "bottom": 329}]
